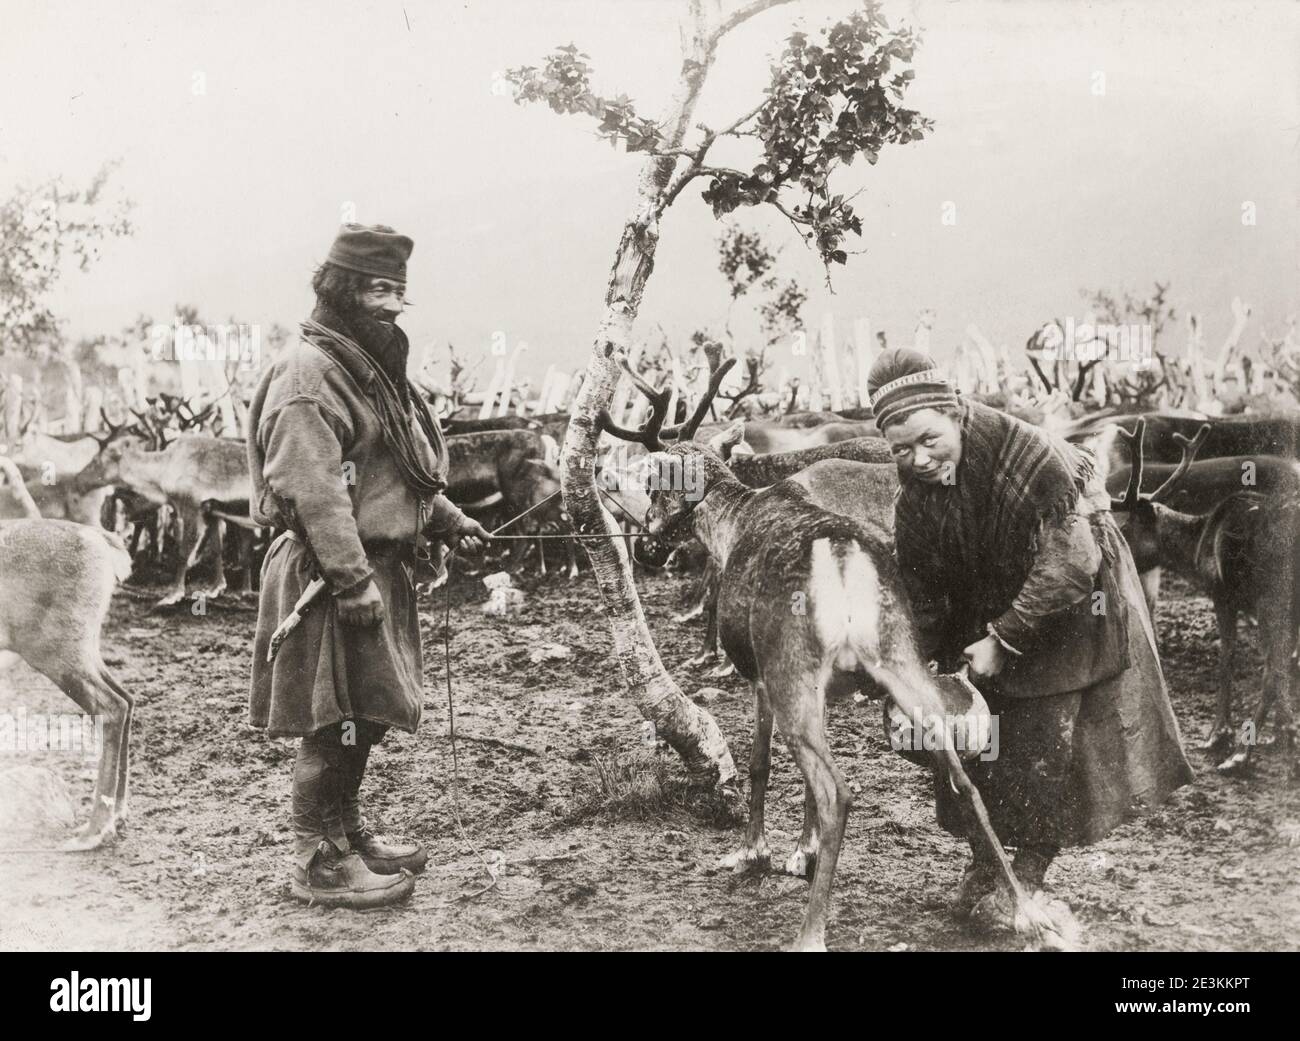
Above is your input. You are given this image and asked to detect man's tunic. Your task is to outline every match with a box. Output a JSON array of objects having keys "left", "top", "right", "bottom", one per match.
[{"left": 247, "top": 317, "right": 466, "bottom": 737}]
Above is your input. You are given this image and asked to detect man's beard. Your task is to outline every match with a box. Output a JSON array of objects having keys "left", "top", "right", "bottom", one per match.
[
  {"left": 351, "top": 304, "right": 400, "bottom": 339},
  {"left": 312, "top": 297, "right": 407, "bottom": 386}
]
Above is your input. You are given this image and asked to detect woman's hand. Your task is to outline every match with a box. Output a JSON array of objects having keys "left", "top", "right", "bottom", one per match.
[{"left": 961, "top": 634, "right": 1006, "bottom": 679}]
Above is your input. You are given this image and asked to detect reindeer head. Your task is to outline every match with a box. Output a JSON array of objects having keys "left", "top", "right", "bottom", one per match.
[
  {"left": 1108, "top": 416, "right": 1210, "bottom": 571},
  {"left": 597, "top": 351, "right": 737, "bottom": 556},
  {"left": 77, "top": 434, "right": 150, "bottom": 490},
  {"left": 640, "top": 443, "right": 735, "bottom": 543}
]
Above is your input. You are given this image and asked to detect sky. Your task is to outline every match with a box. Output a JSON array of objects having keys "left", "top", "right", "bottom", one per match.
[{"left": 1, "top": 0, "right": 1297, "bottom": 390}]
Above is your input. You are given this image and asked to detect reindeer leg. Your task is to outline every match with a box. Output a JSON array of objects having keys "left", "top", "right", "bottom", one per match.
[
  {"left": 941, "top": 746, "right": 1074, "bottom": 950},
  {"left": 205, "top": 516, "right": 227, "bottom": 599},
  {"left": 1201, "top": 603, "right": 1237, "bottom": 752},
  {"left": 677, "top": 563, "right": 712, "bottom": 623},
  {"left": 1140, "top": 566, "right": 1162, "bottom": 633},
  {"left": 686, "top": 571, "right": 719, "bottom": 669},
  {"left": 506, "top": 529, "right": 530, "bottom": 574},
  {"left": 156, "top": 503, "right": 203, "bottom": 607},
  {"left": 566, "top": 537, "right": 579, "bottom": 580},
  {"left": 235, "top": 528, "right": 254, "bottom": 597},
  {"left": 1219, "top": 620, "right": 1287, "bottom": 775},
  {"left": 674, "top": 598, "right": 706, "bottom": 624},
  {"left": 783, "top": 700, "right": 823, "bottom": 880},
  {"left": 777, "top": 674, "right": 851, "bottom": 952},
  {"left": 708, "top": 658, "right": 736, "bottom": 679},
  {"left": 783, "top": 781, "right": 821, "bottom": 881},
  {"left": 720, "top": 682, "right": 772, "bottom": 873},
  {"left": 44, "top": 663, "right": 132, "bottom": 850},
  {"left": 698, "top": 574, "right": 736, "bottom": 677},
  {"left": 101, "top": 666, "right": 134, "bottom": 823}
]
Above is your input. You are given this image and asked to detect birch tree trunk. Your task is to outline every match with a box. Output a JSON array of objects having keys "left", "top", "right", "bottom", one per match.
[{"left": 560, "top": 0, "right": 791, "bottom": 785}]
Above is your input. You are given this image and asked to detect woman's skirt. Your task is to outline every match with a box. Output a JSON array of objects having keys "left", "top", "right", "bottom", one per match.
[{"left": 935, "top": 547, "right": 1194, "bottom": 849}]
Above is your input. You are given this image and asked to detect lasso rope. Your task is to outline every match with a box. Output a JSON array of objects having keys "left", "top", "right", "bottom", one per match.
[{"left": 438, "top": 483, "right": 651, "bottom": 897}]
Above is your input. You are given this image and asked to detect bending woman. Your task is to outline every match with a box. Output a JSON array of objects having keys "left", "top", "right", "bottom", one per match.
[{"left": 867, "top": 348, "right": 1194, "bottom": 925}]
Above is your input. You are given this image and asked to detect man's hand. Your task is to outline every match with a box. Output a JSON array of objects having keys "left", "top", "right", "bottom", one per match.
[
  {"left": 336, "top": 578, "right": 386, "bottom": 627},
  {"left": 961, "top": 633, "right": 1006, "bottom": 680},
  {"left": 447, "top": 517, "right": 492, "bottom": 556}
]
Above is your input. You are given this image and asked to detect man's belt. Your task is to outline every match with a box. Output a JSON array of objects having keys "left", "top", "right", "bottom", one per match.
[
  {"left": 265, "top": 532, "right": 414, "bottom": 662},
  {"left": 362, "top": 538, "right": 417, "bottom": 564},
  {"left": 279, "top": 528, "right": 415, "bottom": 564}
]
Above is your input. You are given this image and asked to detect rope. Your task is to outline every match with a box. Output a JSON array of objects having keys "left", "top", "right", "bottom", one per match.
[
  {"left": 437, "top": 484, "right": 652, "bottom": 898},
  {"left": 479, "top": 487, "right": 651, "bottom": 540},
  {"left": 303, "top": 319, "right": 448, "bottom": 498},
  {"left": 442, "top": 573, "right": 499, "bottom": 902},
  {"left": 487, "top": 490, "right": 561, "bottom": 535}
]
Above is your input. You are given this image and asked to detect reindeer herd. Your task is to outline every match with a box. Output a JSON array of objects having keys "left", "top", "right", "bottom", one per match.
[{"left": 1, "top": 333, "right": 1298, "bottom": 948}]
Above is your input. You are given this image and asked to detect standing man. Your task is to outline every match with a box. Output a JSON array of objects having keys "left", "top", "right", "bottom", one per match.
[{"left": 248, "top": 224, "right": 491, "bottom": 909}]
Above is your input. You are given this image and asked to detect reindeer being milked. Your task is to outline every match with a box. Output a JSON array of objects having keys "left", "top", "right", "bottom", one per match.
[{"left": 605, "top": 355, "right": 1069, "bottom": 951}]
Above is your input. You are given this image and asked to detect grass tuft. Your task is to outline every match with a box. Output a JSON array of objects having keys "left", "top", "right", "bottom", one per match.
[{"left": 565, "top": 750, "right": 742, "bottom": 828}]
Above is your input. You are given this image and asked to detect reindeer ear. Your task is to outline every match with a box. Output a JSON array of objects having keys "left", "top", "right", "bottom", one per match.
[{"left": 706, "top": 420, "right": 745, "bottom": 460}]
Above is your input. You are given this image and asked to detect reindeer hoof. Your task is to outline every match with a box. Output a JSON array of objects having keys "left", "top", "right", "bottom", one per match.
[
  {"left": 153, "top": 590, "right": 186, "bottom": 608},
  {"left": 783, "top": 847, "right": 817, "bottom": 880},
  {"left": 60, "top": 820, "right": 118, "bottom": 851},
  {"left": 719, "top": 843, "right": 770, "bottom": 874},
  {"left": 709, "top": 661, "right": 736, "bottom": 680},
  {"left": 685, "top": 652, "right": 716, "bottom": 670},
  {"left": 788, "top": 935, "right": 828, "bottom": 952},
  {"left": 1216, "top": 750, "right": 1251, "bottom": 776},
  {"left": 1199, "top": 728, "right": 1233, "bottom": 753}
]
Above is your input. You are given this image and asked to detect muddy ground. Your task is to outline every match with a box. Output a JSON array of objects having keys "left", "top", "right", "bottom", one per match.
[{"left": 1, "top": 565, "right": 1297, "bottom": 952}]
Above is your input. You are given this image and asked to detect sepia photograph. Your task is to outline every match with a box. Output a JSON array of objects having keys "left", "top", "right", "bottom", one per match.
[{"left": 0, "top": 0, "right": 1296, "bottom": 981}]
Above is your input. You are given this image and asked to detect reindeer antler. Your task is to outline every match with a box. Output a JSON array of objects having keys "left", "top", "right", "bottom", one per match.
[
  {"left": 665, "top": 355, "right": 736, "bottom": 441},
  {"left": 1110, "top": 418, "right": 1211, "bottom": 509},
  {"left": 130, "top": 408, "right": 165, "bottom": 449},
  {"left": 720, "top": 356, "right": 760, "bottom": 405},
  {"left": 1110, "top": 418, "right": 1147, "bottom": 511},
  {"left": 597, "top": 352, "right": 737, "bottom": 449},
  {"left": 1146, "top": 424, "right": 1210, "bottom": 503},
  {"left": 784, "top": 378, "right": 800, "bottom": 415},
  {"left": 597, "top": 354, "right": 673, "bottom": 451},
  {"left": 182, "top": 401, "right": 216, "bottom": 430},
  {"left": 91, "top": 407, "right": 127, "bottom": 448}
]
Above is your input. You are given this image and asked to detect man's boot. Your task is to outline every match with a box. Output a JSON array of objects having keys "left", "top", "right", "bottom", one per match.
[
  {"left": 290, "top": 839, "right": 415, "bottom": 909},
  {"left": 335, "top": 723, "right": 428, "bottom": 876},
  {"left": 346, "top": 826, "right": 428, "bottom": 875}
]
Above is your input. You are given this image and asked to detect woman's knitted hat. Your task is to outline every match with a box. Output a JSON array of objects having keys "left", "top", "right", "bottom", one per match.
[{"left": 866, "top": 347, "right": 958, "bottom": 430}]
